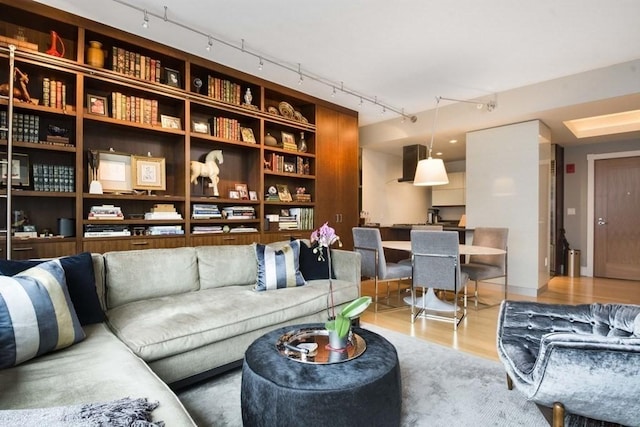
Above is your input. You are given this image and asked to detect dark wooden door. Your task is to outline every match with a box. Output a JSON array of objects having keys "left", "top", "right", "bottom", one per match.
[{"left": 594, "top": 156, "right": 640, "bottom": 279}]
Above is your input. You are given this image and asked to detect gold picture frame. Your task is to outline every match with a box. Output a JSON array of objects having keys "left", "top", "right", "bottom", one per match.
[
  {"left": 281, "top": 131, "right": 295, "bottom": 146},
  {"left": 160, "top": 114, "right": 182, "bottom": 130},
  {"left": 87, "top": 94, "right": 108, "bottom": 116},
  {"left": 276, "top": 184, "right": 292, "bottom": 202},
  {"left": 131, "top": 155, "right": 166, "bottom": 191},
  {"left": 240, "top": 127, "right": 256, "bottom": 143},
  {"left": 97, "top": 151, "right": 132, "bottom": 193}
]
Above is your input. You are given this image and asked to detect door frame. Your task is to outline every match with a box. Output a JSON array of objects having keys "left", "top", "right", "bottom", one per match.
[{"left": 586, "top": 149, "right": 640, "bottom": 276}]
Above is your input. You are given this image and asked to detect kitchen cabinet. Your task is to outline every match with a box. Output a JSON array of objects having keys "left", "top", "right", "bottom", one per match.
[{"left": 432, "top": 172, "right": 465, "bottom": 206}]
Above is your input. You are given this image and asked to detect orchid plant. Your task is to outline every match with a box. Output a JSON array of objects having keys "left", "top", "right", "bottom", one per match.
[{"left": 310, "top": 222, "right": 371, "bottom": 339}]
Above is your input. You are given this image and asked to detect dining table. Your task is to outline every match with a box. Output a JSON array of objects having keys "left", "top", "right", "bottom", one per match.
[{"left": 382, "top": 240, "right": 507, "bottom": 312}]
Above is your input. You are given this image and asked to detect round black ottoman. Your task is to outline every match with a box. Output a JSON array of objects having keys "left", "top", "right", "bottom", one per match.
[{"left": 241, "top": 324, "right": 401, "bottom": 427}]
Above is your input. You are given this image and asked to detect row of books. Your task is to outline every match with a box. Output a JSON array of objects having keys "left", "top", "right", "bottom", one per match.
[
  {"left": 222, "top": 206, "right": 255, "bottom": 220},
  {"left": 192, "top": 204, "right": 222, "bottom": 219},
  {"left": 42, "top": 79, "right": 67, "bottom": 109},
  {"left": 192, "top": 225, "right": 259, "bottom": 234},
  {"left": 33, "top": 164, "right": 75, "bottom": 192},
  {"left": 88, "top": 205, "right": 124, "bottom": 220},
  {"left": 84, "top": 223, "right": 130, "bottom": 237},
  {"left": 210, "top": 116, "right": 241, "bottom": 140},
  {"left": 207, "top": 76, "right": 242, "bottom": 104},
  {"left": 289, "top": 207, "right": 314, "bottom": 230},
  {"left": 111, "top": 46, "right": 162, "bottom": 83},
  {"left": 148, "top": 225, "right": 184, "bottom": 235},
  {"left": 111, "top": 92, "right": 159, "bottom": 125},
  {"left": 1, "top": 112, "right": 38, "bottom": 143},
  {"left": 265, "top": 153, "right": 311, "bottom": 175}
]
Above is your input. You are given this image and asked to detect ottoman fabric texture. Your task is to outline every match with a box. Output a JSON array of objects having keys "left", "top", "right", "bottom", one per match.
[{"left": 241, "top": 324, "right": 402, "bottom": 426}]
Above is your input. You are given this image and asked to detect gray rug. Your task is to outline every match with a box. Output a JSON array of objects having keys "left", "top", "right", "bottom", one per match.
[{"left": 177, "top": 324, "right": 548, "bottom": 426}]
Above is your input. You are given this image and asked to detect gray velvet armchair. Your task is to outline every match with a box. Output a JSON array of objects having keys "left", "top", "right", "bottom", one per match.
[{"left": 497, "top": 300, "right": 640, "bottom": 427}]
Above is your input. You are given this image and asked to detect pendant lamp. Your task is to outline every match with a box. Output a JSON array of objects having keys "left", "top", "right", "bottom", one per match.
[{"left": 413, "top": 97, "right": 449, "bottom": 186}]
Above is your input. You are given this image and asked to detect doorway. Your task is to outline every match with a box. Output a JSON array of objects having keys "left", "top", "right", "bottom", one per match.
[{"left": 587, "top": 150, "right": 640, "bottom": 279}]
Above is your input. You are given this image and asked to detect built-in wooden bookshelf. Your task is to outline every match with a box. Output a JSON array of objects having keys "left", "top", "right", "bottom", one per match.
[{"left": 0, "top": 0, "right": 358, "bottom": 258}]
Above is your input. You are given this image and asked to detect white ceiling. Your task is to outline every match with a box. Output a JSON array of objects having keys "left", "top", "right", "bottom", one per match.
[{"left": 36, "top": 0, "right": 640, "bottom": 160}]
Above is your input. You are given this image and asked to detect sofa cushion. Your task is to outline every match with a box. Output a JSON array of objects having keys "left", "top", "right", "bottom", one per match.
[
  {"left": 0, "top": 260, "right": 85, "bottom": 369},
  {"left": 104, "top": 247, "right": 199, "bottom": 309},
  {"left": 297, "top": 239, "right": 336, "bottom": 281},
  {"left": 255, "top": 241, "right": 305, "bottom": 291},
  {"left": 106, "top": 278, "right": 359, "bottom": 362},
  {"left": 196, "top": 245, "right": 258, "bottom": 290},
  {"left": 0, "top": 252, "right": 105, "bottom": 325},
  {"left": 0, "top": 323, "right": 196, "bottom": 425}
]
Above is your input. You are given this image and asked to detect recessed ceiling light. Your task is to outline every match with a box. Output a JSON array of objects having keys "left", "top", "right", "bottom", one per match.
[
  {"left": 564, "top": 109, "right": 640, "bottom": 138},
  {"left": 449, "top": 139, "right": 458, "bottom": 144}
]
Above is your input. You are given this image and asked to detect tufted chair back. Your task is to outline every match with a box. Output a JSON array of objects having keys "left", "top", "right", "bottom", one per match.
[{"left": 497, "top": 300, "right": 640, "bottom": 426}]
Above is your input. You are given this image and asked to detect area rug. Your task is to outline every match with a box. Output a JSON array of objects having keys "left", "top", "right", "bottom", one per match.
[{"left": 177, "top": 324, "right": 548, "bottom": 426}]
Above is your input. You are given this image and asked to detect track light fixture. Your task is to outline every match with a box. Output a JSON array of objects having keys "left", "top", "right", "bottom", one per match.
[
  {"left": 439, "top": 96, "right": 497, "bottom": 112},
  {"left": 113, "top": 0, "right": 417, "bottom": 123},
  {"left": 206, "top": 36, "right": 213, "bottom": 52},
  {"left": 142, "top": 10, "right": 149, "bottom": 28},
  {"left": 331, "top": 86, "right": 336, "bottom": 97}
]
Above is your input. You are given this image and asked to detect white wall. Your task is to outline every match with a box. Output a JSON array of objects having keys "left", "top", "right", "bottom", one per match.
[
  {"left": 361, "top": 148, "right": 428, "bottom": 226},
  {"left": 466, "top": 120, "right": 551, "bottom": 296}
]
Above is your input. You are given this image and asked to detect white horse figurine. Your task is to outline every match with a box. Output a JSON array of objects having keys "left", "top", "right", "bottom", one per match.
[{"left": 190, "top": 150, "right": 223, "bottom": 196}]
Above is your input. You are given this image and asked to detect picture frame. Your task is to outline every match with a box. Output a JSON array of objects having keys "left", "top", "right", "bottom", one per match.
[
  {"left": 281, "top": 131, "right": 295, "bottom": 146},
  {"left": 161, "top": 114, "right": 182, "bottom": 130},
  {"left": 86, "top": 94, "right": 108, "bottom": 116},
  {"left": 229, "top": 190, "right": 240, "bottom": 199},
  {"left": 249, "top": 190, "right": 258, "bottom": 201},
  {"left": 276, "top": 184, "right": 292, "bottom": 202},
  {"left": 280, "top": 209, "right": 290, "bottom": 217},
  {"left": 283, "top": 162, "right": 296, "bottom": 173},
  {"left": 191, "top": 120, "right": 210, "bottom": 134},
  {"left": 240, "top": 127, "right": 256, "bottom": 143},
  {"left": 0, "top": 152, "right": 29, "bottom": 187},
  {"left": 131, "top": 155, "right": 166, "bottom": 191},
  {"left": 163, "top": 67, "right": 181, "bottom": 88},
  {"left": 96, "top": 151, "right": 132, "bottom": 193},
  {"left": 235, "top": 183, "right": 249, "bottom": 199}
]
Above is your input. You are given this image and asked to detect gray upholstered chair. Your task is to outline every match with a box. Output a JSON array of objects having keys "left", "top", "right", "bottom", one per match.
[
  {"left": 398, "top": 225, "right": 444, "bottom": 266},
  {"left": 497, "top": 300, "right": 640, "bottom": 427},
  {"left": 407, "top": 230, "right": 467, "bottom": 330},
  {"left": 352, "top": 227, "right": 412, "bottom": 312},
  {"left": 461, "top": 227, "right": 508, "bottom": 308}
]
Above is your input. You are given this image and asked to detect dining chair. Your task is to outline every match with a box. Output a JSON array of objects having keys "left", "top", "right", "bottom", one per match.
[
  {"left": 408, "top": 230, "right": 467, "bottom": 330},
  {"left": 461, "top": 227, "right": 508, "bottom": 308},
  {"left": 399, "top": 225, "right": 443, "bottom": 266},
  {"left": 352, "top": 227, "right": 412, "bottom": 312}
]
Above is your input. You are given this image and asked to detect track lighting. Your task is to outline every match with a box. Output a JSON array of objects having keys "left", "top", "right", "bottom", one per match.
[
  {"left": 113, "top": 0, "right": 418, "bottom": 123},
  {"left": 142, "top": 10, "right": 149, "bottom": 28}
]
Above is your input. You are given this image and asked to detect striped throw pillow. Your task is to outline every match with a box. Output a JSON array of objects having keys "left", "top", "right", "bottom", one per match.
[
  {"left": 255, "top": 241, "right": 306, "bottom": 291},
  {"left": 0, "top": 259, "right": 85, "bottom": 369}
]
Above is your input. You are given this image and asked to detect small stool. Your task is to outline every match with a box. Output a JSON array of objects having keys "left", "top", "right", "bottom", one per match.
[{"left": 241, "top": 324, "right": 401, "bottom": 426}]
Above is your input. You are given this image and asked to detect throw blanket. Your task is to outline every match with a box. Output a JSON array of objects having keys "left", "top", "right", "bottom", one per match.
[{"left": 0, "top": 397, "right": 164, "bottom": 427}]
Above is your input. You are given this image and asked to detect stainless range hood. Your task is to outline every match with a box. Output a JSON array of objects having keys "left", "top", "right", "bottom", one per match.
[{"left": 397, "top": 144, "right": 427, "bottom": 183}]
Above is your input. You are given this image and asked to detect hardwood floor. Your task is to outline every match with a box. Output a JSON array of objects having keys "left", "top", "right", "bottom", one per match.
[{"left": 360, "top": 276, "right": 640, "bottom": 361}]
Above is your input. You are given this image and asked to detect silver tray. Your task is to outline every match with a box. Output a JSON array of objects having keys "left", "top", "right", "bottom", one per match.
[{"left": 276, "top": 327, "right": 366, "bottom": 364}]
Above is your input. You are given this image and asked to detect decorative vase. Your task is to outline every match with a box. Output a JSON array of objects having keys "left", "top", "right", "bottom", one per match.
[
  {"left": 264, "top": 133, "right": 278, "bottom": 147},
  {"left": 86, "top": 41, "right": 105, "bottom": 68},
  {"left": 298, "top": 131, "right": 307, "bottom": 152},
  {"left": 328, "top": 328, "right": 349, "bottom": 350}
]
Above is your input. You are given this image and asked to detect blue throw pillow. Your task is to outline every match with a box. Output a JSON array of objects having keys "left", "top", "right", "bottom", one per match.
[
  {"left": 296, "top": 239, "right": 336, "bottom": 281},
  {"left": 0, "top": 259, "right": 86, "bottom": 369},
  {"left": 255, "top": 241, "right": 305, "bottom": 291},
  {"left": 0, "top": 252, "right": 104, "bottom": 325}
]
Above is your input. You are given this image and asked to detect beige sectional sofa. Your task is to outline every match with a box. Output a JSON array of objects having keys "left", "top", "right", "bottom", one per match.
[{"left": 0, "top": 242, "right": 361, "bottom": 424}]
